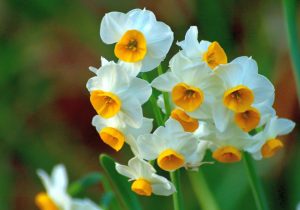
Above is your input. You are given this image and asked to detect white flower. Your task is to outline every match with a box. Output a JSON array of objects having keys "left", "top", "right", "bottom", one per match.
[
  {"left": 35, "top": 164, "right": 102, "bottom": 210},
  {"left": 246, "top": 116, "right": 295, "bottom": 160},
  {"left": 115, "top": 157, "right": 176, "bottom": 196},
  {"left": 137, "top": 118, "right": 199, "bottom": 171},
  {"left": 100, "top": 8, "right": 174, "bottom": 72},
  {"left": 205, "top": 122, "right": 252, "bottom": 163},
  {"left": 212, "top": 56, "right": 275, "bottom": 132},
  {"left": 152, "top": 53, "right": 221, "bottom": 120},
  {"left": 86, "top": 60, "right": 152, "bottom": 128},
  {"left": 177, "top": 26, "right": 227, "bottom": 69},
  {"left": 185, "top": 140, "right": 212, "bottom": 170},
  {"left": 92, "top": 115, "right": 152, "bottom": 152}
]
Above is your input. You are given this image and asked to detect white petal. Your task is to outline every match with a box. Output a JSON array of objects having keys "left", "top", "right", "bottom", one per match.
[
  {"left": 137, "top": 134, "right": 161, "bottom": 160},
  {"left": 100, "top": 12, "right": 129, "bottom": 44},
  {"left": 127, "top": 9, "right": 156, "bottom": 33},
  {"left": 151, "top": 72, "right": 179, "bottom": 92},
  {"left": 127, "top": 78, "right": 152, "bottom": 104},
  {"left": 212, "top": 102, "right": 233, "bottom": 132},
  {"left": 117, "top": 61, "right": 141, "bottom": 78},
  {"left": 151, "top": 174, "right": 176, "bottom": 196},
  {"left": 121, "top": 97, "right": 143, "bottom": 128},
  {"left": 268, "top": 117, "right": 295, "bottom": 137},
  {"left": 127, "top": 118, "right": 153, "bottom": 138},
  {"left": 37, "top": 169, "right": 52, "bottom": 192},
  {"left": 214, "top": 63, "right": 243, "bottom": 88},
  {"left": 140, "top": 54, "right": 164, "bottom": 72},
  {"left": 231, "top": 56, "right": 258, "bottom": 75},
  {"left": 128, "top": 157, "right": 156, "bottom": 177},
  {"left": 52, "top": 164, "right": 68, "bottom": 191},
  {"left": 247, "top": 74, "right": 274, "bottom": 104},
  {"left": 176, "top": 26, "right": 201, "bottom": 56},
  {"left": 115, "top": 163, "right": 136, "bottom": 180}
]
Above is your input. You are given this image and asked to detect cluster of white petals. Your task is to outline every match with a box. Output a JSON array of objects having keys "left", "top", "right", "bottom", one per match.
[{"left": 85, "top": 8, "right": 295, "bottom": 197}]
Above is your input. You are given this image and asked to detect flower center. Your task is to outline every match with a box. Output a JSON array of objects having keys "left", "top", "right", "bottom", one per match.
[
  {"left": 131, "top": 178, "right": 152, "bottom": 196},
  {"left": 157, "top": 149, "right": 185, "bottom": 171},
  {"left": 171, "top": 83, "right": 204, "bottom": 112},
  {"left": 223, "top": 85, "right": 254, "bottom": 112},
  {"left": 261, "top": 139, "right": 283, "bottom": 158},
  {"left": 90, "top": 90, "right": 121, "bottom": 118},
  {"left": 212, "top": 146, "right": 242, "bottom": 163},
  {"left": 202, "top": 41, "right": 227, "bottom": 69},
  {"left": 114, "top": 30, "right": 147, "bottom": 62},
  {"left": 35, "top": 192, "right": 59, "bottom": 210},
  {"left": 234, "top": 107, "right": 260, "bottom": 132},
  {"left": 99, "top": 127, "right": 125, "bottom": 151},
  {"left": 171, "top": 109, "right": 199, "bottom": 132}
]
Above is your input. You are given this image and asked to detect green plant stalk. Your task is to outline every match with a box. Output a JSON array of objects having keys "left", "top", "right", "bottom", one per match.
[
  {"left": 170, "top": 170, "right": 184, "bottom": 210},
  {"left": 188, "top": 170, "right": 220, "bottom": 210},
  {"left": 141, "top": 73, "right": 164, "bottom": 125},
  {"left": 157, "top": 65, "right": 171, "bottom": 117},
  {"left": 283, "top": 0, "right": 300, "bottom": 101},
  {"left": 243, "top": 153, "right": 269, "bottom": 210}
]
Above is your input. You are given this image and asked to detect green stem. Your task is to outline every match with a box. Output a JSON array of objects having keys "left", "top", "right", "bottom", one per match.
[
  {"left": 243, "top": 153, "right": 269, "bottom": 210},
  {"left": 141, "top": 73, "right": 164, "bottom": 126},
  {"left": 157, "top": 65, "right": 171, "bottom": 117},
  {"left": 170, "top": 170, "right": 184, "bottom": 210},
  {"left": 283, "top": 0, "right": 300, "bottom": 101},
  {"left": 188, "top": 170, "right": 220, "bottom": 210}
]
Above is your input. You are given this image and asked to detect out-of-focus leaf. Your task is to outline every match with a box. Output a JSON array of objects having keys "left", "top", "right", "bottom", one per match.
[
  {"left": 99, "top": 154, "right": 142, "bottom": 210},
  {"left": 68, "top": 172, "right": 103, "bottom": 197}
]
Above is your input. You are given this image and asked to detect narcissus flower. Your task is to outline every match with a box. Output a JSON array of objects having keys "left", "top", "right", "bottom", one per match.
[
  {"left": 35, "top": 164, "right": 101, "bottom": 210},
  {"left": 177, "top": 26, "right": 227, "bottom": 69},
  {"left": 137, "top": 119, "right": 199, "bottom": 171},
  {"left": 115, "top": 157, "right": 176, "bottom": 196},
  {"left": 92, "top": 115, "right": 152, "bottom": 152},
  {"left": 152, "top": 53, "right": 221, "bottom": 120},
  {"left": 100, "top": 8, "right": 174, "bottom": 72},
  {"left": 206, "top": 123, "right": 252, "bottom": 163},
  {"left": 86, "top": 60, "right": 151, "bottom": 128},
  {"left": 246, "top": 116, "right": 295, "bottom": 160},
  {"left": 212, "top": 56, "right": 274, "bottom": 132}
]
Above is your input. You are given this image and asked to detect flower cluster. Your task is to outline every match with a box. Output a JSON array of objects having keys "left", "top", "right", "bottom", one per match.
[{"left": 87, "top": 8, "right": 295, "bottom": 197}]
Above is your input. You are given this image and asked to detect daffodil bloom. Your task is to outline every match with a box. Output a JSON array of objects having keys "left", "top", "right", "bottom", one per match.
[
  {"left": 92, "top": 115, "right": 152, "bottom": 152},
  {"left": 152, "top": 53, "right": 221, "bottom": 120},
  {"left": 177, "top": 26, "right": 227, "bottom": 69},
  {"left": 36, "top": 164, "right": 101, "bottom": 210},
  {"left": 137, "top": 119, "right": 199, "bottom": 171},
  {"left": 246, "top": 116, "right": 295, "bottom": 160},
  {"left": 212, "top": 56, "right": 274, "bottom": 132},
  {"left": 86, "top": 60, "right": 151, "bottom": 128},
  {"left": 100, "top": 8, "right": 174, "bottom": 72},
  {"left": 205, "top": 123, "right": 252, "bottom": 163},
  {"left": 115, "top": 157, "right": 176, "bottom": 196}
]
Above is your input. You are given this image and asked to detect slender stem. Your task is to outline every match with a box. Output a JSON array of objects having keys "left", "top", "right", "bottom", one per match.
[
  {"left": 141, "top": 73, "right": 164, "bottom": 126},
  {"left": 170, "top": 170, "right": 184, "bottom": 210},
  {"left": 188, "top": 170, "right": 220, "bottom": 210},
  {"left": 283, "top": 0, "right": 300, "bottom": 101},
  {"left": 157, "top": 65, "right": 172, "bottom": 117},
  {"left": 243, "top": 153, "right": 269, "bottom": 210}
]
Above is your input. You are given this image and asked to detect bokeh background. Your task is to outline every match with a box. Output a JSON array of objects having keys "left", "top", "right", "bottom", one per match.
[{"left": 0, "top": 0, "right": 299, "bottom": 209}]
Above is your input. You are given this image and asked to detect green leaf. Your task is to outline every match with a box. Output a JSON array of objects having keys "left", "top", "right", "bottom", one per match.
[
  {"left": 99, "top": 154, "right": 142, "bottom": 210},
  {"left": 68, "top": 172, "right": 103, "bottom": 197}
]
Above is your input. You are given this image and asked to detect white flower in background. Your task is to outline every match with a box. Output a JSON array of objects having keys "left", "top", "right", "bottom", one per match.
[
  {"left": 35, "top": 164, "right": 101, "bottom": 210},
  {"left": 92, "top": 115, "right": 152, "bottom": 152},
  {"left": 212, "top": 56, "right": 275, "bottom": 132},
  {"left": 246, "top": 116, "right": 295, "bottom": 160},
  {"left": 297, "top": 202, "right": 300, "bottom": 210},
  {"left": 152, "top": 53, "right": 221, "bottom": 121},
  {"left": 205, "top": 123, "right": 252, "bottom": 163},
  {"left": 137, "top": 119, "right": 199, "bottom": 171},
  {"left": 185, "top": 141, "right": 212, "bottom": 170},
  {"left": 115, "top": 157, "right": 176, "bottom": 196},
  {"left": 177, "top": 26, "right": 227, "bottom": 69},
  {"left": 100, "top": 8, "right": 174, "bottom": 72},
  {"left": 86, "top": 60, "right": 152, "bottom": 128}
]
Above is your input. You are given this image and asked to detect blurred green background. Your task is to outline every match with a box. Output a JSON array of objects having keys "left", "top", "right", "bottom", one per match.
[{"left": 0, "top": 0, "right": 299, "bottom": 209}]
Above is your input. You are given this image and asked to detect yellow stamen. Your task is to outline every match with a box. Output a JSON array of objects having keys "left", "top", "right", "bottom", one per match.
[
  {"left": 157, "top": 149, "right": 185, "bottom": 171},
  {"left": 172, "top": 83, "right": 204, "bottom": 112},
  {"left": 99, "top": 127, "right": 125, "bottom": 151},
  {"left": 223, "top": 85, "right": 254, "bottom": 112},
  {"left": 234, "top": 107, "right": 260, "bottom": 132},
  {"left": 171, "top": 109, "right": 199, "bottom": 132},
  {"left": 261, "top": 139, "right": 283, "bottom": 158},
  {"left": 114, "top": 30, "right": 147, "bottom": 62},
  {"left": 203, "top": 41, "right": 227, "bottom": 69},
  {"left": 131, "top": 178, "right": 152, "bottom": 196},
  {"left": 35, "top": 192, "right": 59, "bottom": 210},
  {"left": 90, "top": 90, "right": 121, "bottom": 118},
  {"left": 212, "top": 146, "right": 242, "bottom": 163}
]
